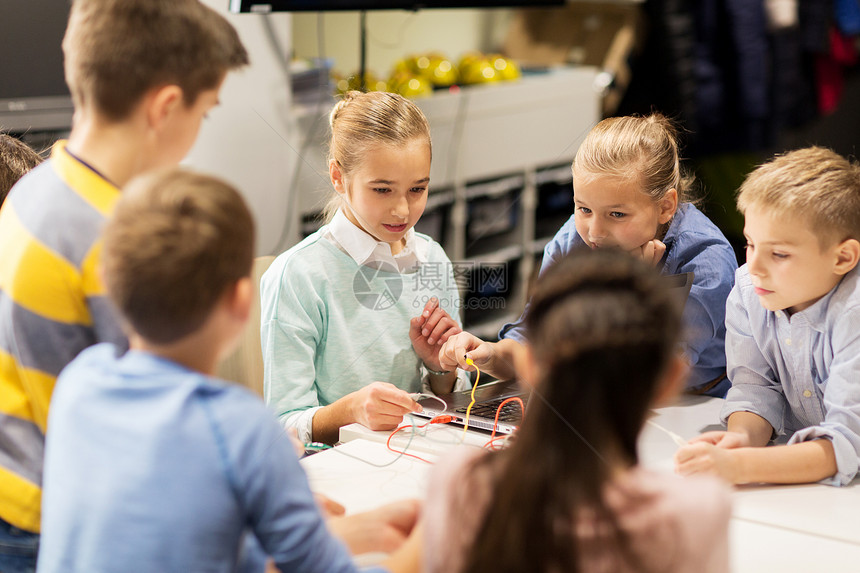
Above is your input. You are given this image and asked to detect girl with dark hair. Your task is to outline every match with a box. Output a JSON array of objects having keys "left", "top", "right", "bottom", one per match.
[{"left": 424, "top": 248, "right": 731, "bottom": 573}]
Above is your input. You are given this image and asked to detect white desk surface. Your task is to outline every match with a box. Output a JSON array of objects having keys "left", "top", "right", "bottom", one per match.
[{"left": 301, "top": 396, "right": 860, "bottom": 572}]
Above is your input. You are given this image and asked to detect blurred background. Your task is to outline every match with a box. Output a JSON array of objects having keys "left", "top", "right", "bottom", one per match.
[{"left": 3, "top": 0, "right": 858, "bottom": 338}]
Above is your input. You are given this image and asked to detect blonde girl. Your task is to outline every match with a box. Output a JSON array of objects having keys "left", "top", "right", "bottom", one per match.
[
  {"left": 441, "top": 114, "right": 737, "bottom": 397},
  {"left": 261, "top": 91, "right": 465, "bottom": 444}
]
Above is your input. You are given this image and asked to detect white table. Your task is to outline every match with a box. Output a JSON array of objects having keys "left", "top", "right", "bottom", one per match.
[{"left": 301, "top": 396, "right": 860, "bottom": 572}]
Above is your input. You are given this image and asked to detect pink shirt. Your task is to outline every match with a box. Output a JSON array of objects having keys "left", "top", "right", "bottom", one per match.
[{"left": 424, "top": 447, "right": 731, "bottom": 573}]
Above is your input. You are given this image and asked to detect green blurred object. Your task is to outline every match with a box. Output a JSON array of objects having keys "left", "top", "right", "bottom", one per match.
[
  {"left": 459, "top": 56, "right": 500, "bottom": 85},
  {"left": 424, "top": 54, "right": 459, "bottom": 87},
  {"left": 335, "top": 71, "right": 388, "bottom": 94},
  {"left": 394, "top": 54, "right": 459, "bottom": 88},
  {"left": 693, "top": 152, "right": 764, "bottom": 263},
  {"left": 457, "top": 52, "right": 521, "bottom": 85},
  {"left": 385, "top": 52, "right": 521, "bottom": 94},
  {"left": 490, "top": 54, "right": 521, "bottom": 81},
  {"left": 387, "top": 71, "right": 433, "bottom": 99}
]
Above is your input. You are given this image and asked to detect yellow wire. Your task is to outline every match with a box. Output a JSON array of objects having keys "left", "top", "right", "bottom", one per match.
[{"left": 461, "top": 357, "right": 481, "bottom": 438}]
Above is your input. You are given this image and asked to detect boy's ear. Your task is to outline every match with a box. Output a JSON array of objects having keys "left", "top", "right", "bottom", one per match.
[
  {"left": 146, "top": 85, "right": 184, "bottom": 131},
  {"left": 329, "top": 159, "right": 347, "bottom": 196},
  {"left": 652, "top": 353, "right": 689, "bottom": 407},
  {"left": 657, "top": 188, "right": 679, "bottom": 225},
  {"left": 833, "top": 238, "right": 860, "bottom": 276},
  {"left": 225, "top": 276, "right": 253, "bottom": 323}
]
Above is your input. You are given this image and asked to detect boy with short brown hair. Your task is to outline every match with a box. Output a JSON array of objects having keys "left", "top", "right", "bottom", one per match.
[
  {"left": 0, "top": 1, "right": 248, "bottom": 566},
  {"left": 676, "top": 147, "right": 860, "bottom": 486},
  {"left": 39, "top": 169, "right": 420, "bottom": 573}
]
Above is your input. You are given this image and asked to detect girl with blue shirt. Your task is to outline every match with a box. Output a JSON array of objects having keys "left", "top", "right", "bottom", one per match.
[
  {"left": 261, "top": 91, "right": 466, "bottom": 444},
  {"left": 440, "top": 114, "right": 738, "bottom": 397}
]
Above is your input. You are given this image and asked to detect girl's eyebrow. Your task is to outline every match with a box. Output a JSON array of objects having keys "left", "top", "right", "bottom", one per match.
[{"left": 368, "top": 177, "right": 430, "bottom": 185}]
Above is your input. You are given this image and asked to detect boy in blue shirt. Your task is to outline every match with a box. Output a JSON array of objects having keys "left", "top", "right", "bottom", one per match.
[
  {"left": 676, "top": 147, "right": 860, "bottom": 486},
  {"left": 38, "top": 169, "right": 420, "bottom": 572}
]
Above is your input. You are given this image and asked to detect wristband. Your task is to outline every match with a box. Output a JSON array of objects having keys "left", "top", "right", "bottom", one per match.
[{"left": 424, "top": 364, "right": 452, "bottom": 376}]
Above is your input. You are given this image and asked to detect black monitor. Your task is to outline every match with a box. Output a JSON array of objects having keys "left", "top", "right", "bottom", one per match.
[
  {"left": 0, "top": 0, "right": 73, "bottom": 133},
  {"left": 229, "top": 0, "right": 563, "bottom": 12}
]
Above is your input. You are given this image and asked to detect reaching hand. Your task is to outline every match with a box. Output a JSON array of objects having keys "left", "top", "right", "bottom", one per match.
[
  {"left": 438, "top": 331, "right": 495, "bottom": 373},
  {"left": 350, "top": 382, "right": 421, "bottom": 431},
  {"left": 314, "top": 494, "right": 346, "bottom": 519},
  {"left": 410, "top": 297, "right": 461, "bottom": 372},
  {"left": 328, "top": 499, "right": 421, "bottom": 556}
]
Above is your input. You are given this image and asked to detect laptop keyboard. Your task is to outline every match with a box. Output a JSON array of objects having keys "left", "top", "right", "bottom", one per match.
[{"left": 455, "top": 396, "right": 525, "bottom": 422}]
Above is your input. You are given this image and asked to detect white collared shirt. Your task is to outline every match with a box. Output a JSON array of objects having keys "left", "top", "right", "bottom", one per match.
[
  {"left": 285, "top": 208, "right": 467, "bottom": 443},
  {"left": 322, "top": 208, "right": 429, "bottom": 274},
  {"left": 722, "top": 264, "right": 860, "bottom": 485}
]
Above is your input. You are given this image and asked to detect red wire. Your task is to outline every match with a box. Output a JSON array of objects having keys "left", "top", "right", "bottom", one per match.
[
  {"left": 385, "top": 423, "right": 434, "bottom": 464},
  {"left": 483, "top": 435, "right": 509, "bottom": 450},
  {"left": 484, "top": 396, "right": 525, "bottom": 447}
]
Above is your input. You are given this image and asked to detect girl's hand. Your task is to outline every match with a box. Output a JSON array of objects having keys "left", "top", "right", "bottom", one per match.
[
  {"left": 438, "top": 331, "right": 494, "bottom": 373},
  {"left": 674, "top": 441, "right": 741, "bottom": 483},
  {"left": 636, "top": 239, "right": 667, "bottom": 266},
  {"left": 350, "top": 382, "right": 421, "bottom": 431},
  {"left": 409, "top": 297, "right": 461, "bottom": 371}
]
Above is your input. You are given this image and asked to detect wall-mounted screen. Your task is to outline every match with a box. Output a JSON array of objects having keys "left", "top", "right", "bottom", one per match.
[
  {"left": 230, "top": 0, "right": 564, "bottom": 13},
  {"left": 0, "top": 0, "right": 73, "bottom": 133}
]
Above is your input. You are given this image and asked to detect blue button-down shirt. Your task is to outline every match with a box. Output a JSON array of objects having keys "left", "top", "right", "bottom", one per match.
[
  {"left": 500, "top": 203, "right": 738, "bottom": 396},
  {"left": 722, "top": 264, "right": 860, "bottom": 486}
]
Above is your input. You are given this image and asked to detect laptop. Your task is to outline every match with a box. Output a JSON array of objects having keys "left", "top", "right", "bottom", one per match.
[
  {"left": 414, "top": 378, "right": 526, "bottom": 435},
  {"left": 414, "top": 271, "right": 695, "bottom": 435}
]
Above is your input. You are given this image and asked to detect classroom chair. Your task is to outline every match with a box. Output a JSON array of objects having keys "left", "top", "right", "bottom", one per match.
[{"left": 217, "top": 255, "right": 275, "bottom": 396}]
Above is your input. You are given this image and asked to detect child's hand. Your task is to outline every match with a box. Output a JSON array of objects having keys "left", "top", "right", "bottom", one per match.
[
  {"left": 635, "top": 239, "right": 667, "bottom": 266},
  {"left": 350, "top": 382, "right": 421, "bottom": 431},
  {"left": 285, "top": 427, "right": 305, "bottom": 458},
  {"left": 674, "top": 441, "right": 741, "bottom": 483},
  {"left": 438, "top": 331, "right": 494, "bottom": 373},
  {"left": 687, "top": 430, "right": 750, "bottom": 449},
  {"left": 314, "top": 494, "right": 346, "bottom": 519},
  {"left": 409, "top": 297, "right": 461, "bottom": 372},
  {"left": 328, "top": 498, "right": 421, "bottom": 555}
]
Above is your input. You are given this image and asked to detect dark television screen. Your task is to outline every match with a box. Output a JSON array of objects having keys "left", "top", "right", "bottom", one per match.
[
  {"left": 0, "top": 0, "right": 73, "bottom": 132},
  {"left": 230, "top": 0, "right": 564, "bottom": 12}
]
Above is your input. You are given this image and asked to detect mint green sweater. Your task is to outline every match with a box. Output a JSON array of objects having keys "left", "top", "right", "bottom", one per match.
[{"left": 260, "top": 230, "right": 460, "bottom": 426}]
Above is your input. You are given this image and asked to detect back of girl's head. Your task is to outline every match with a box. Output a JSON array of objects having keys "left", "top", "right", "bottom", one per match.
[
  {"left": 459, "top": 248, "right": 682, "bottom": 573},
  {"left": 524, "top": 247, "right": 682, "bottom": 462},
  {"left": 324, "top": 91, "right": 431, "bottom": 221},
  {"left": 574, "top": 114, "right": 695, "bottom": 204}
]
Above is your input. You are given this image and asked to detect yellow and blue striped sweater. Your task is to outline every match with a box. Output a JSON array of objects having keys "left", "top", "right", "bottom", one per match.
[{"left": 0, "top": 141, "right": 125, "bottom": 532}]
